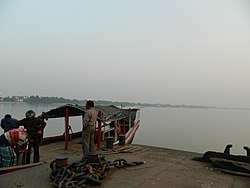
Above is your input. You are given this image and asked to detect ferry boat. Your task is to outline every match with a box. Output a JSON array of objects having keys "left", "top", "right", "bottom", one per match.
[{"left": 41, "top": 104, "right": 141, "bottom": 150}]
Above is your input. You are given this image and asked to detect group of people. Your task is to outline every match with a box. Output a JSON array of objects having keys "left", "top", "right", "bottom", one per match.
[
  {"left": 0, "top": 100, "right": 99, "bottom": 168},
  {"left": 0, "top": 110, "right": 46, "bottom": 167}
]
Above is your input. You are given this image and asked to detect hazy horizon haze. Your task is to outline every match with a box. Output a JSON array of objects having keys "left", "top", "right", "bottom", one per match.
[{"left": 1, "top": 0, "right": 250, "bottom": 108}]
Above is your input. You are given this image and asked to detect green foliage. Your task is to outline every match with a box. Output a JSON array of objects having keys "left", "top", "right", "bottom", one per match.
[
  {"left": 3, "top": 96, "right": 16, "bottom": 102},
  {"left": 2, "top": 95, "right": 141, "bottom": 107},
  {"left": 23, "top": 95, "right": 83, "bottom": 104}
]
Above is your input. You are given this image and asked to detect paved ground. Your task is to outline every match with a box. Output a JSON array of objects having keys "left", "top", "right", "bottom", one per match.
[{"left": 1, "top": 140, "right": 250, "bottom": 188}]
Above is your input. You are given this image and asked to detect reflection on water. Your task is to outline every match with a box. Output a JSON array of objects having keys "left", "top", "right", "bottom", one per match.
[{"left": 1, "top": 102, "right": 250, "bottom": 154}]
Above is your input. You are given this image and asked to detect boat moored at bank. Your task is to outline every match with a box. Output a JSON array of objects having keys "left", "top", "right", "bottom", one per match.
[{"left": 41, "top": 104, "right": 140, "bottom": 150}]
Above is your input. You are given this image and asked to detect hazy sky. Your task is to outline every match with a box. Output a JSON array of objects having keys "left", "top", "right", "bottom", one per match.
[{"left": 1, "top": 0, "right": 250, "bottom": 107}]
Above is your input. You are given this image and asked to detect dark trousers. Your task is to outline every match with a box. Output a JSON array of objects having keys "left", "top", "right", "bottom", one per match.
[{"left": 26, "top": 140, "right": 40, "bottom": 164}]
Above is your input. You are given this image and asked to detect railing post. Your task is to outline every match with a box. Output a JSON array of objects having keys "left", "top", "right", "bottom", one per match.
[
  {"left": 97, "top": 119, "right": 102, "bottom": 149},
  {"left": 128, "top": 109, "right": 131, "bottom": 129},
  {"left": 123, "top": 118, "right": 126, "bottom": 134},
  {"left": 39, "top": 112, "right": 45, "bottom": 145},
  {"left": 97, "top": 112, "right": 102, "bottom": 149},
  {"left": 65, "top": 107, "right": 69, "bottom": 150}
]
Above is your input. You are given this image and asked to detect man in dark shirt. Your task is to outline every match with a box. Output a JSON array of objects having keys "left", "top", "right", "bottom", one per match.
[
  {"left": 17, "top": 110, "right": 46, "bottom": 164},
  {"left": 1, "top": 114, "right": 18, "bottom": 132}
]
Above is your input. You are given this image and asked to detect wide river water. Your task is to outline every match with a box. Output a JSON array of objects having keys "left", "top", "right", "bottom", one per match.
[{"left": 0, "top": 102, "right": 249, "bottom": 155}]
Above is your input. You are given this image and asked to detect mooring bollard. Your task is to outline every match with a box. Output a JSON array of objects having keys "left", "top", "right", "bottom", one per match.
[
  {"left": 87, "top": 152, "right": 98, "bottom": 163},
  {"left": 106, "top": 137, "right": 114, "bottom": 149},
  {"left": 55, "top": 155, "right": 69, "bottom": 168},
  {"left": 119, "top": 134, "right": 125, "bottom": 146}
]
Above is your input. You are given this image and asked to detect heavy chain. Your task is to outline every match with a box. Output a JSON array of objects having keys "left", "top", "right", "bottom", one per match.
[
  {"left": 50, "top": 155, "right": 144, "bottom": 188},
  {"left": 109, "top": 158, "right": 145, "bottom": 168}
]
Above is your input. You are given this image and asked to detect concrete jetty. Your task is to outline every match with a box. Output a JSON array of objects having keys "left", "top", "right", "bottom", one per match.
[{"left": 1, "top": 140, "right": 250, "bottom": 188}]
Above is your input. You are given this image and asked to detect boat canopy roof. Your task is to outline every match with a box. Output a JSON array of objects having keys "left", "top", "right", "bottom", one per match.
[{"left": 42, "top": 104, "right": 138, "bottom": 121}]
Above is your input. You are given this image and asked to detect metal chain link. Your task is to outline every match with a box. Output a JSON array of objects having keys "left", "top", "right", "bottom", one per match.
[{"left": 49, "top": 154, "right": 144, "bottom": 188}]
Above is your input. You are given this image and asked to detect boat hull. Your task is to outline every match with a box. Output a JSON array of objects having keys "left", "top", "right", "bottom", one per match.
[{"left": 0, "top": 162, "right": 44, "bottom": 175}]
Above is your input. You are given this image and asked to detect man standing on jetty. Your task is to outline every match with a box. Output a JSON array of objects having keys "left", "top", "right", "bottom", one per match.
[
  {"left": 17, "top": 110, "right": 46, "bottom": 164},
  {"left": 81, "top": 100, "right": 98, "bottom": 161}
]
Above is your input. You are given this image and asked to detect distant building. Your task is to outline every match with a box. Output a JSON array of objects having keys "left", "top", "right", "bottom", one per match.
[
  {"left": 0, "top": 92, "right": 3, "bottom": 101},
  {"left": 15, "top": 96, "right": 24, "bottom": 102}
]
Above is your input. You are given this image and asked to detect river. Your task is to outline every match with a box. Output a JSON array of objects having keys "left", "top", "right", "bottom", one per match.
[{"left": 0, "top": 102, "right": 249, "bottom": 155}]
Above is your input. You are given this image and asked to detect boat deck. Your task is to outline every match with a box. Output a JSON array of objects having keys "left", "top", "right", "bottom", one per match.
[{"left": 1, "top": 139, "right": 250, "bottom": 188}]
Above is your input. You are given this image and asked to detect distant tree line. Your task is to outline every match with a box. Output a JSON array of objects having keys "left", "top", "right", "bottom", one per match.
[
  {"left": 26, "top": 95, "right": 81, "bottom": 104},
  {"left": 3, "top": 96, "right": 23, "bottom": 102},
  {"left": 2, "top": 95, "right": 142, "bottom": 107},
  {"left": 0, "top": 95, "right": 210, "bottom": 108},
  {"left": 3, "top": 95, "right": 246, "bottom": 110},
  {"left": 3, "top": 95, "right": 82, "bottom": 104}
]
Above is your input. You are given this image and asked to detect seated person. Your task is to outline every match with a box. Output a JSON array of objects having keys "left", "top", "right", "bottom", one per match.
[{"left": 0, "top": 127, "right": 28, "bottom": 167}]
